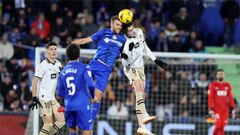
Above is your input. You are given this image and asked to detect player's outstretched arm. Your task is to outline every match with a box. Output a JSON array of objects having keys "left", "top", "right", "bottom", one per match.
[{"left": 72, "top": 37, "right": 93, "bottom": 46}]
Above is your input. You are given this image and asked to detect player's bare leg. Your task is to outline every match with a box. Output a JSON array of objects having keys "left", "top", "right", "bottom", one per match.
[
  {"left": 92, "top": 89, "right": 103, "bottom": 119},
  {"left": 68, "top": 127, "right": 77, "bottom": 135},
  {"left": 82, "top": 130, "right": 93, "bottom": 135},
  {"left": 49, "top": 100, "right": 65, "bottom": 135},
  {"left": 40, "top": 115, "right": 53, "bottom": 135},
  {"left": 132, "top": 79, "right": 155, "bottom": 135}
]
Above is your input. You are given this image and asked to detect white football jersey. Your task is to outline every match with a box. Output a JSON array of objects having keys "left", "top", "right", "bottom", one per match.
[
  {"left": 35, "top": 59, "right": 62, "bottom": 101},
  {"left": 122, "top": 28, "right": 156, "bottom": 68}
]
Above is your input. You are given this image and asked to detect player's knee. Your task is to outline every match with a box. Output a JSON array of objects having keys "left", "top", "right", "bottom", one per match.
[{"left": 40, "top": 123, "right": 53, "bottom": 134}]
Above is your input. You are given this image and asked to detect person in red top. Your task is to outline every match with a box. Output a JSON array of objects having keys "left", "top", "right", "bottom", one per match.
[
  {"left": 208, "top": 69, "right": 236, "bottom": 135},
  {"left": 32, "top": 13, "right": 51, "bottom": 40}
]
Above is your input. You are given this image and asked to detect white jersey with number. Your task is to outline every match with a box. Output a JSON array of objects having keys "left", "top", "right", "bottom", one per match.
[
  {"left": 122, "top": 28, "right": 157, "bottom": 68},
  {"left": 35, "top": 59, "right": 62, "bottom": 101}
]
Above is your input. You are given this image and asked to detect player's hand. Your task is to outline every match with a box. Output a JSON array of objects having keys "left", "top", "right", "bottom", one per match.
[
  {"left": 129, "top": 42, "right": 134, "bottom": 51},
  {"left": 29, "top": 97, "right": 42, "bottom": 110},
  {"left": 154, "top": 59, "right": 167, "bottom": 69},
  {"left": 57, "top": 106, "right": 65, "bottom": 112},
  {"left": 232, "top": 109, "right": 236, "bottom": 119},
  {"left": 121, "top": 53, "right": 128, "bottom": 59},
  {"left": 209, "top": 110, "right": 219, "bottom": 120}
]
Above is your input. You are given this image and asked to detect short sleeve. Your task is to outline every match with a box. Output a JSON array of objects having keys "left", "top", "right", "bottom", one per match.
[{"left": 35, "top": 63, "right": 46, "bottom": 78}]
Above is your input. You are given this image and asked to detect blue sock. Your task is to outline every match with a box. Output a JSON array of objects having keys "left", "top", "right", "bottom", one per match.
[
  {"left": 69, "top": 133, "right": 77, "bottom": 135},
  {"left": 92, "top": 102, "right": 100, "bottom": 120}
]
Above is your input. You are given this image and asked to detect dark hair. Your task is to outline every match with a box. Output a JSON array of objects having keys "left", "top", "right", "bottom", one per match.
[
  {"left": 66, "top": 44, "right": 80, "bottom": 60},
  {"left": 216, "top": 69, "right": 224, "bottom": 74},
  {"left": 111, "top": 15, "right": 120, "bottom": 22},
  {"left": 46, "top": 41, "right": 58, "bottom": 49},
  {"left": 121, "top": 22, "right": 133, "bottom": 34}
]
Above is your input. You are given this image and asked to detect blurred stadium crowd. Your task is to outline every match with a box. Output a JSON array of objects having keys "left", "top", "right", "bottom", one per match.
[{"left": 0, "top": 0, "right": 239, "bottom": 120}]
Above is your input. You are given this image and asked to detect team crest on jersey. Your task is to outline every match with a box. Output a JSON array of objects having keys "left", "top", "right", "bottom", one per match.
[
  {"left": 104, "top": 38, "right": 110, "bottom": 43},
  {"left": 225, "top": 87, "right": 228, "bottom": 90},
  {"left": 112, "top": 35, "right": 117, "bottom": 40}
]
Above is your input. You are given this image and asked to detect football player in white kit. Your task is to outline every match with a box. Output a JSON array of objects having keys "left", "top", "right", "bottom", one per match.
[
  {"left": 121, "top": 24, "right": 167, "bottom": 135},
  {"left": 29, "top": 41, "right": 65, "bottom": 135}
]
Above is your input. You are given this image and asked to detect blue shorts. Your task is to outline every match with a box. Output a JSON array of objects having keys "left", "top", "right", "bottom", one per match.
[
  {"left": 65, "top": 110, "right": 93, "bottom": 130},
  {"left": 88, "top": 59, "right": 112, "bottom": 92}
]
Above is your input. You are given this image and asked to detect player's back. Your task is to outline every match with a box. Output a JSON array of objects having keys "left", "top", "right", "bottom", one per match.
[
  {"left": 91, "top": 28, "right": 126, "bottom": 66},
  {"left": 58, "top": 61, "right": 91, "bottom": 111}
]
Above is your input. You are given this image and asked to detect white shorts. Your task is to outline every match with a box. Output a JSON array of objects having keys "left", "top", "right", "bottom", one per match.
[
  {"left": 39, "top": 99, "right": 60, "bottom": 117},
  {"left": 123, "top": 66, "right": 146, "bottom": 88}
]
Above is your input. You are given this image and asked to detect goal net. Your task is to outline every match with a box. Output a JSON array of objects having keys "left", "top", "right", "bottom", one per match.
[{"left": 26, "top": 47, "right": 240, "bottom": 135}]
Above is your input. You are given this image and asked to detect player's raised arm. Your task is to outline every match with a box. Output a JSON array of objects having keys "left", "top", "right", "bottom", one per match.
[{"left": 72, "top": 37, "right": 93, "bottom": 46}]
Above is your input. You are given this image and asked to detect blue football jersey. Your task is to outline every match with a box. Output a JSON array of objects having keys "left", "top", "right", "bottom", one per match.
[
  {"left": 91, "top": 28, "right": 126, "bottom": 67},
  {"left": 57, "top": 61, "right": 94, "bottom": 111}
]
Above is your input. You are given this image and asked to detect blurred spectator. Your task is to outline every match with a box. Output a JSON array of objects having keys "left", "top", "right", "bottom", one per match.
[
  {"left": 47, "top": 3, "right": 61, "bottom": 25},
  {"left": 165, "top": 22, "right": 178, "bottom": 45},
  {"left": 186, "top": 0, "right": 204, "bottom": 31},
  {"left": 173, "top": 7, "right": 192, "bottom": 32},
  {"left": 16, "top": 77, "right": 31, "bottom": 111},
  {"left": 189, "top": 40, "right": 207, "bottom": 54},
  {"left": 220, "top": 0, "right": 239, "bottom": 47},
  {"left": 51, "top": 16, "right": 68, "bottom": 41},
  {"left": 9, "top": 97, "right": 22, "bottom": 112},
  {"left": 0, "top": 13, "right": 12, "bottom": 35},
  {"left": 96, "top": 4, "right": 109, "bottom": 26},
  {"left": 31, "top": 12, "right": 50, "bottom": 40},
  {"left": 147, "top": 20, "right": 162, "bottom": 49},
  {"left": 0, "top": 33, "right": 14, "bottom": 60},
  {"left": 22, "top": 28, "right": 41, "bottom": 47},
  {"left": 15, "top": 8, "right": 29, "bottom": 32},
  {"left": 5, "top": 58, "right": 22, "bottom": 83},
  {"left": 107, "top": 101, "right": 129, "bottom": 120},
  {"left": 168, "top": 34, "right": 182, "bottom": 52},
  {"left": 8, "top": 27, "right": 22, "bottom": 45},
  {"left": 183, "top": 31, "right": 199, "bottom": 52},
  {"left": 156, "top": 30, "right": 168, "bottom": 52},
  {"left": 13, "top": 41, "right": 28, "bottom": 59},
  {"left": 194, "top": 72, "right": 209, "bottom": 91},
  {"left": 1, "top": 74, "right": 14, "bottom": 109}
]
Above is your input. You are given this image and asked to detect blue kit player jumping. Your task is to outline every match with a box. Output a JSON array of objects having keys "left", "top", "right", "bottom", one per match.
[
  {"left": 72, "top": 15, "right": 127, "bottom": 120},
  {"left": 57, "top": 44, "right": 95, "bottom": 135}
]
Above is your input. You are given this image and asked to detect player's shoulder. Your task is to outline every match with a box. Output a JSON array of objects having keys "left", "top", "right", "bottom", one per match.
[
  {"left": 209, "top": 81, "right": 218, "bottom": 86},
  {"left": 39, "top": 60, "right": 48, "bottom": 67}
]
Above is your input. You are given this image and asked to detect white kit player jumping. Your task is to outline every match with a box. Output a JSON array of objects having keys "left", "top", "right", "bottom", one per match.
[{"left": 121, "top": 24, "right": 167, "bottom": 135}]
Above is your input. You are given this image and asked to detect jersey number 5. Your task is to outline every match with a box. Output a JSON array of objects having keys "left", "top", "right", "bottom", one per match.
[{"left": 66, "top": 76, "right": 76, "bottom": 95}]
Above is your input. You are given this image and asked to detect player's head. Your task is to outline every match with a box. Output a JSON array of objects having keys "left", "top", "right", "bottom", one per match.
[
  {"left": 111, "top": 15, "right": 122, "bottom": 34},
  {"left": 123, "top": 23, "right": 135, "bottom": 38},
  {"left": 45, "top": 41, "right": 58, "bottom": 59},
  {"left": 66, "top": 43, "right": 80, "bottom": 61},
  {"left": 216, "top": 69, "right": 224, "bottom": 82}
]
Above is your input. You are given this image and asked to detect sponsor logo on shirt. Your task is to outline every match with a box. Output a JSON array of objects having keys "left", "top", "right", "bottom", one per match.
[{"left": 217, "top": 90, "right": 227, "bottom": 96}]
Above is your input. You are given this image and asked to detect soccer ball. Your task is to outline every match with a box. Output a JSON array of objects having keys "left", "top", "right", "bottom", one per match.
[{"left": 118, "top": 9, "right": 133, "bottom": 24}]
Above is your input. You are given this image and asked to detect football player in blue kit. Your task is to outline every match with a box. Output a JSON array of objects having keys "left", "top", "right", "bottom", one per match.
[
  {"left": 72, "top": 15, "right": 127, "bottom": 120},
  {"left": 57, "top": 44, "right": 95, "bottom": 135}
]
